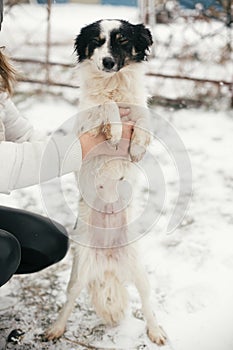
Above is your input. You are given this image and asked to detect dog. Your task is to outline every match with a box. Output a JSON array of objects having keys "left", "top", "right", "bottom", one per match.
[{"left": 45, "top": 19, "right": 166, "bottom": 345}]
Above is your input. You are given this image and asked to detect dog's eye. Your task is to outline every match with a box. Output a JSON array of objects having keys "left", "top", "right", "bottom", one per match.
[
  {"left": 92, "top": 37, "right": 100, "bottom": 45},
  {"left": 117, "top": 34, "right": 129, "bottom": 45},
  {"left": 120, "top": 38, "right": 129, "bottom": 45},
  {"left": 92, "top": 37, "right": 105, "bottom": 47}
]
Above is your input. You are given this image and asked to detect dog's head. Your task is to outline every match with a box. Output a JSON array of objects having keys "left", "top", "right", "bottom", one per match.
[{"left": 74, "top": 19, "right": 153, "bottom": 73}]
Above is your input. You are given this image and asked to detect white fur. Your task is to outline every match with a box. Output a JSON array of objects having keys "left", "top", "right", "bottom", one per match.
[{"left": 45, "top": 20, "right": 166, "bottom": 346}]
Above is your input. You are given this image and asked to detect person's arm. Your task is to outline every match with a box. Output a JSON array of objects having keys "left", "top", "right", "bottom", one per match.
[
  {"left": 0, "top": 133, "right": 82, "bottom": 194},
  {"left": 0, "top": 92, "right": 39, "bottom": 142},
  {"left": 0, "top": 107, "right": 132, "bottom": 194},
  {"left": 0, "top": 93, "right": 82, "bottom": 193}
]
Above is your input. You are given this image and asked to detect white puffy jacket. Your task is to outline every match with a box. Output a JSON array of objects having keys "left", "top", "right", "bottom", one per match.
[{"left": 0, "top": 92, "right": 82, "bottom": 194}]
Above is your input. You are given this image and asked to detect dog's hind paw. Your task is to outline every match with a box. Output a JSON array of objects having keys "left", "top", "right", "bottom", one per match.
[
  {"left": 147, "top": 325, "right": 167, "bottom": 345},
  {"left": 44, "top": 323, "right": 66, "bottom": 341}
]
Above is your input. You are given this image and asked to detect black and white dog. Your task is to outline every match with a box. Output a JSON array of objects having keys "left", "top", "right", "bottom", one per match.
[{"left": 46, "top": 19, "right": 166, "bottom": 345}]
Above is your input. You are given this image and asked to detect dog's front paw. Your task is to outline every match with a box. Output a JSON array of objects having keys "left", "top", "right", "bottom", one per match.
[
  {"left": 44, "top": 322, "right": 66, "bottom": 341},
  {"left": 101, "top": 102, "right": 122, "bottom": 147},
  {"left": 129, "top": 128, "right": 150, "bottom": 162},
  {"left": 147, "top": 325, "right": 167, "bottom": 345},
  {"left": 129, "top": 143, "right": 147, "bottom": 162},
  {"left": 102, "top": 122, "right": 122, "bottom": 148}
]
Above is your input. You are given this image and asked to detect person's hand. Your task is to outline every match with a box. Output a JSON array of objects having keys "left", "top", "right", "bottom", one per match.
[{"left": 80, "top": 107, "right": 133, "bottom": 160}]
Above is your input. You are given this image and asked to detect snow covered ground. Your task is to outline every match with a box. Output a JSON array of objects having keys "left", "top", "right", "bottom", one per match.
[{"left": 0, "top": 3, "right": 233, "bottom": 350}]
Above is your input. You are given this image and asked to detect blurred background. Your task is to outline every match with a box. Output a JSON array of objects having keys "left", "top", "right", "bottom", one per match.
[{"left": 1, "top": 0, "right": 233, "bottom": 108}]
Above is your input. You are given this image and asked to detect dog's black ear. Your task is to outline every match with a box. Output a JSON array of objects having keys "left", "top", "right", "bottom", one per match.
[
  {"left": 74, "top": 21, "right": 101, "bottom": 62},
  {"left": 133, "top": 24, "right": 153, "bottom": 60},
  {"left": 74, "top": 30, "right": 88, "bottom": 62}
]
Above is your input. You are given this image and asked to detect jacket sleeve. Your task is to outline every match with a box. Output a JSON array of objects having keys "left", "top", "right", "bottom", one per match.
[
  {"left": 0, "top": 93, "right": 36, "bottom": 142},
  {"left": 0, "top": 133, "right": 82, "bottom": 194}
]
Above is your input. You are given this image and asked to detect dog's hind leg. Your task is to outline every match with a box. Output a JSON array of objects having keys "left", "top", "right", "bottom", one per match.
[
  {"left": 45, "top": 252, "right": 83, "bottom": 340},
  {"left": 133, "top": 264, "right": 167, "bottom": 345}
]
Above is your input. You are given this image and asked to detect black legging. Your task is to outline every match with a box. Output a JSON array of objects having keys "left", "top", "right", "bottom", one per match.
[{"left": 0, "top": 206, "right": 69, "bottom": 287}]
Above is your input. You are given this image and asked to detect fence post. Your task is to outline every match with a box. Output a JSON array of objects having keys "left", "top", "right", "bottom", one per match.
[
  {"left": 138, "top": 0, "right": 156, "bottom": 57},
  {"left": 231, "top": 79, "right": 233, "bottom": 108},
  {"left": 138, "top": 0, "right": 146, "bottom": 23},
  {"left": 46, "top": 0, "right": 52, "bottom": 84}
]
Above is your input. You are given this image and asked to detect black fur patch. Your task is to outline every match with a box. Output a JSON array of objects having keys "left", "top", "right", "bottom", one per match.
[
  {"left": 74, "top": 19, "right": 153, "bottom": 70},
  {"left": 74, "top": 20, "right": 102, "bottom": 61}
]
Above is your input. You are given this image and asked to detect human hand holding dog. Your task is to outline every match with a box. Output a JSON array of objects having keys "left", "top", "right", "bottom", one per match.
[{"left": 80, "top": 107, "right": 133, "bottom": 160}]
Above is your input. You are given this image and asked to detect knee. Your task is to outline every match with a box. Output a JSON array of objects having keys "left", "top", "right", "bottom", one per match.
[
  {"left": 0, "top": 230, "right": 21, "bottom": 286},
  {"left": 51, "top": 224, "right": 69, "bottom": 263},
  {"left": 0, "top": 230, "right": 21, "bottom": 262},
  {"left": 15, "top": 220, "right": 69, "bottom": 274}
]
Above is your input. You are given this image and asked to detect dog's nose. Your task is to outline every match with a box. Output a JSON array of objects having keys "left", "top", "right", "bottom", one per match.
[{"left": 102, "top": 57, "right": 115, "bottom": 70}]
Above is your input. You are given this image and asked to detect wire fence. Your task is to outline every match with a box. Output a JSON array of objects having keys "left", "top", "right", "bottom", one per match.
[
  {"left": 4, "top": 0, "right": 233, "bottom": 108},
  {"left": 141, "top": 0, "right": 233, "bottom": 107}
]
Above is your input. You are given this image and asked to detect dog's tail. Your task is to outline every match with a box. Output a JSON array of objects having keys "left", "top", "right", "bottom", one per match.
[{"left": 88, "top": 271, "right": 128, "bottom": 325}]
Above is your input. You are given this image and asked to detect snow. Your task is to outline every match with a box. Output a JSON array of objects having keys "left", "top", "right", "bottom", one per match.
[{"left": 1, "top": 3, "right": 233, "bottom": 350}]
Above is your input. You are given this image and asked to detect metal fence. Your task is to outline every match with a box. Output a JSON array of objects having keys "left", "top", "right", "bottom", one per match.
[
  {"left": 4, "top": 0, "right": 233, "bottom": 108},
  {"left": 140, "top": 0, "right": 233, "bottom": 108}
]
